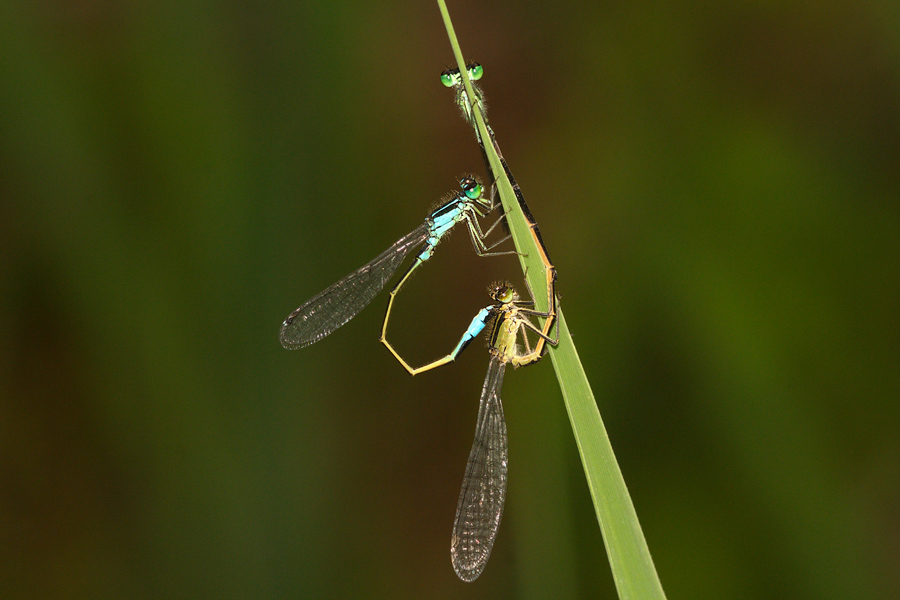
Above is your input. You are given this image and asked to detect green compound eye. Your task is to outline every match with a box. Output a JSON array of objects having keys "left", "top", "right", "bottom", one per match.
[
  {"left": 467, "top": 63, "right": 483, "bottom": 81},
  {"left": 440, "top": 69, "right": 459, "bottom": 88},
  {"left": 464, "top": 181, "right": 483, "bottom": 200},
  {"left": 459, "top": 177, "right": 480, "bottom": 198},
  {"left": 488, "top": 281, "right": 515, "bottom": 304}
]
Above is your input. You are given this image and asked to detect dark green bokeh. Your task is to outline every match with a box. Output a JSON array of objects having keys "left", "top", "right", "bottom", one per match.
[{"left": 2, "top": 1, "right": 898, "bottom": 598}]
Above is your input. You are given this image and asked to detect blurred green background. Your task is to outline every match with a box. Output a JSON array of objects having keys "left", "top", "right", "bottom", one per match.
[{"left": 2, "top": 0, "right": 898, "bottom": 598}]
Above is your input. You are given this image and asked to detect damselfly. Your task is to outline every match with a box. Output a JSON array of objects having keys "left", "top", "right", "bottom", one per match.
[
  {"left": 279, "top": 177, "right": 512, "bottom": 349},
  {"left": 384, "top": 279, "right": 558, "bottom": 581},
  {"left": 441, "top": 63, "right": 557, "bottom": 317}
]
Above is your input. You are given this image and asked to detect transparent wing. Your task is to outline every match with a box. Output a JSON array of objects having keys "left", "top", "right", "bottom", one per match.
[
  {"left": 279, "top": 224, "right": 429, "bottom": 349},
  {"left": 451, "top": 356, "right": 508, "bottom": 582}
]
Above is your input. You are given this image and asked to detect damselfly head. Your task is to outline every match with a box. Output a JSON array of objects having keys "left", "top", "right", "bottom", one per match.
[
  {"left": 440, "top": 62, "right": 483, "bottom": 89},
  {"left": 459, "top": 176, "right": 483, "bottom": 200},
  {"left": 487, "top": 280, "right": 517, "bottom": 304}
]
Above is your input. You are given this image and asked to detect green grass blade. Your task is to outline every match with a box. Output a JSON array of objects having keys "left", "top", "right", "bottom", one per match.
[{"left": 437, "top": 2, "right": 668, "bottom": 598}]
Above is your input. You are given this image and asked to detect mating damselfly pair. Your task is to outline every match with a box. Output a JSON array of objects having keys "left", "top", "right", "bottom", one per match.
[{"left": 280, "top": 63, "right": 558, "bottom": 582}]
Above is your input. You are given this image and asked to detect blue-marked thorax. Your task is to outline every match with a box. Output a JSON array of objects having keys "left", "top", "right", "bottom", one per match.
[
  {"left": 416, "top": 194, "right": 474, "bottom": 263},
  {"left": 430, "top": 197, "right": 469, "bottom": 232}
]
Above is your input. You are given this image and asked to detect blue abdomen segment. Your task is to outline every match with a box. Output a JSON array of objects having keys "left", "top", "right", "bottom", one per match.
[{"left": 450, "top": 307, "right": 491, "bottom": 359}]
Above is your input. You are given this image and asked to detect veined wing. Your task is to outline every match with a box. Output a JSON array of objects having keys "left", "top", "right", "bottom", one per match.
[
  {"left": 451, "top": 356, "right": 508, "bottom": 582},
  {"left": 279, "top": 224, "right": 429, "bottom": 349}
]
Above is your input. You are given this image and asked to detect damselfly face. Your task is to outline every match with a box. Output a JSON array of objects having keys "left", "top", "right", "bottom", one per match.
[
  {"left": 440, "top": 62, "right": 483, "bottom": 88},
  {"left": 440, "top": 62, "right": 486, "bottom": 124},
  {"left": 459, "top": 176, "right": 482, "bottom": 200},
  {"left": 457, "top": 175, "right": 493, "bottom": 212},
  {"left": 487, "top": 281, "right": 517, "bottom": 305}
]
